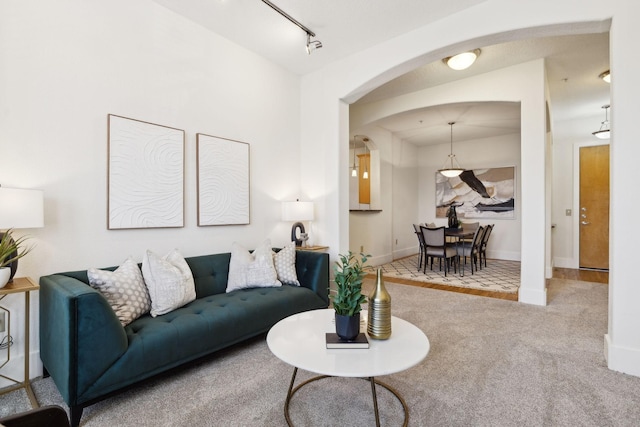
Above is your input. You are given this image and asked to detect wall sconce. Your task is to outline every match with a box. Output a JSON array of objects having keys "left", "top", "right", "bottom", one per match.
[
  {"left": 0, "top": 187, "right": 44, "bottom": 283},
  {"left": 282, "top": 200, "right": 314, "bottom": 247}
]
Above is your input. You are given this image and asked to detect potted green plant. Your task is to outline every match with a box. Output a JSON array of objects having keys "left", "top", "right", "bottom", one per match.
[
  {"left": 0, "top": 229, "right": 34, "bottom": 288},
  {"left": 331, "top": 251, "right": 370, "bottom": 341}
]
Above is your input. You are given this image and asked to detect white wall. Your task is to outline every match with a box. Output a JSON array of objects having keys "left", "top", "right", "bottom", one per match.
[
  {"left": 0, "top": 0, "right": 302, "bottom": 381},
  {"left": 419, "top": 133, "right": 522, "bottom": 261},
  {"left": 392, "top": 135, "right": 420, "bottom": 260}
]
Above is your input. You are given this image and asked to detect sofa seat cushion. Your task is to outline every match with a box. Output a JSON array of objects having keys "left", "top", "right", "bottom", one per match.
[{"left": 78, "top": 285, "right": 326, "bottom": 401}]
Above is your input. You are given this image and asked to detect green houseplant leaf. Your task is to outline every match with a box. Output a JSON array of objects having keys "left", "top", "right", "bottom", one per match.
[
  {"left": 0, "top": 229, "right": 34, "bottom": 269},
  {"left": 330, "top": 251, "right": 370, "bottom": 316}
]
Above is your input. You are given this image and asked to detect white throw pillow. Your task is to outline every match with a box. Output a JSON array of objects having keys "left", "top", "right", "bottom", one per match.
[
  {"left": 141, "top": 249, "right": 197, "bottom": 317},
  {"left": 88, "top": 257, "right": 151, "bottom": 326},
  {"left": 227, "top": 239, "right": 281, "bottom": 292},
  {"left": 273, "top": 241, "right": 300, "bottom": 286}
]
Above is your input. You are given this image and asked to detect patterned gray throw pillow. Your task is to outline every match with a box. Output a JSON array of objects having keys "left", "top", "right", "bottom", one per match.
[
  {"left": 274, "top": 241, "right": 300, "bottom": 286},
  {"left": 88, "top": 257, "right": 151, "bottom": 326}
]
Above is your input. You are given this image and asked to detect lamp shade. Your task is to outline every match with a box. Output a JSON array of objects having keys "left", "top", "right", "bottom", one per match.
[
  {"left": 282, "top": 201, "right": 314, "bottom": 222},
  {"left": 0, "top": 188, "right": 44, "bottom": 229}
]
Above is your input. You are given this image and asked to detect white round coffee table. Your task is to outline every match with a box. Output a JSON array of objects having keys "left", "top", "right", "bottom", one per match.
[{"left": 267, "top": 309, "right": 430, "bottom": 426}]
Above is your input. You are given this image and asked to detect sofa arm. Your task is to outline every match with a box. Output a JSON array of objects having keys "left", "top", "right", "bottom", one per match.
[
  {"left": 39, "top": 274, "right": 128, "bottom": 406},
  {"left": 295, "top": 251, "right": 330, "bottom": 306}
]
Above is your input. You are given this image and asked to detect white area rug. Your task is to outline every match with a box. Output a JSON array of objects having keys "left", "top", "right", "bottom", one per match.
[{"left": 367, "top": 255, "right": 520, "bottom": 294}]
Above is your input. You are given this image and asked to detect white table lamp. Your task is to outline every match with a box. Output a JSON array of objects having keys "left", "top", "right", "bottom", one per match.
[
  {"left": 282, "top": 200, "right": 314, "bottom": 247},
  {"left": 0, "top": 187, "right": 44, "bottom": 282}
]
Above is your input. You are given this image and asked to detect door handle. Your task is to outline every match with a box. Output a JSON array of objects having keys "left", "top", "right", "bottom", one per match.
[{"left": 581, "top": 221, "right": 590, "bottom": 225}]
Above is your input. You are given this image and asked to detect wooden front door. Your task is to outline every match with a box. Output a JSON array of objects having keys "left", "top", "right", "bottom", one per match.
[{"left": 579, "top": 145, "right": 609, "bottom": 270}]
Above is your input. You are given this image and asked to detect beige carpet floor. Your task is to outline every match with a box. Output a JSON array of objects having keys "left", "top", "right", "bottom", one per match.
[
  {"left": 4, "top": 277, "right": 640, "bottom": 426},
  {"left": 367, "top": 255, "right": 520, "bottom": 294}
]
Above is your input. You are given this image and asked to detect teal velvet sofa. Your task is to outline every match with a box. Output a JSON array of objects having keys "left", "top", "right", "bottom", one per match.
[{"left": 39, "top": 250, "right": 329, "bottom": 427}]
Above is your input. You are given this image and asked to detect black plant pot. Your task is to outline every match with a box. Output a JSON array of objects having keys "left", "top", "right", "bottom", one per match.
[{"left": 335, "top": 312, "right": 360, "bottom": 341}]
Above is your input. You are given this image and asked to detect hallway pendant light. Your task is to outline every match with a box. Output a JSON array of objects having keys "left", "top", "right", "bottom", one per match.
[
  {"left": 351, "top": 136, "right": 358, "bottom": 177},
  {"left": 443, "top": 49, "right": 480, "bottom": 71},
  {"left": 438, "top": 122, "right": 465, "bottom": 178},
  {"left": 592, "top": 104, "right": 611, "bottom": 140},
  {"left": 363, "top": 141, "right": 369, "bottom": 180}
]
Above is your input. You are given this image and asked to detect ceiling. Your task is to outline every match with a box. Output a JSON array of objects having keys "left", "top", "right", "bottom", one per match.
[{"left": 152, "top": 0, "right": 611, "bottom": 147}]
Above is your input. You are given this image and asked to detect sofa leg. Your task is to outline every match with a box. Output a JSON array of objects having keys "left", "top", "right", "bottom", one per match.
[{"left": 70, "top": 406, "right": 83, "bottom": 427}]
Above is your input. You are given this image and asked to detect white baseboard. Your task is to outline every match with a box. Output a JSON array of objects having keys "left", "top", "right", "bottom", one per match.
[
  {"left": 604, "top": 333, "right": 640, "bottom": 377},
  {"left": 553, "top": 257, "right": 577, "bottom": 269},
  {"left": 518, "top": 286, "right": 547, "bottom": 306},
  {"left": 368, "top": 253, "right": 394, "bottom": 267},
  {"left": 393, "top": 246, "right": 418, "bottom": 260},
  {"left": 488, "top": 250, "right": 520, "bottom": 261}
]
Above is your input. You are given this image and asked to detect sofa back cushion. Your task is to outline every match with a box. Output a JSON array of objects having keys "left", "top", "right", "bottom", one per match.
[
  {"left": 53, "top": 250, "right": 323, "bottom": 301},
  {"left": 184, "top": 252, "right": 231, "bottom": 298}
]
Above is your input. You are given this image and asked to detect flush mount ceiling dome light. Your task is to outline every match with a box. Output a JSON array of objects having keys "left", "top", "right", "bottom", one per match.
[
  {"left": 592, "top": 104, "right": 611, "bottom": 139},
  {"left": 438, "top": 122, "right": 465, "bottom": 178},
  {"left": 599, "top": 70, "right": 611, "bottom": 83},
  {"left": 443, "top": 49, "right": 481, "bottom": 71}
]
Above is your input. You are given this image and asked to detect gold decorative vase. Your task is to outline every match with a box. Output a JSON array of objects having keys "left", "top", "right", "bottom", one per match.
[{"left": 367, "top": 268, "right": 391, "bottom": 340}]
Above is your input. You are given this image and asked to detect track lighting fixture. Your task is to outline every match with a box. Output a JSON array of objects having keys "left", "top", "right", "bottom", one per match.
[
  {"left": 261, "top": 0, "right": 323, "bottom": 55},
  {"left": 306, "top": 33, "right": 323, "bottom": 54}
]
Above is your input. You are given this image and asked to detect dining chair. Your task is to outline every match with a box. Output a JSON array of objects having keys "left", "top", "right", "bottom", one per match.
[
  {"left": 479, "top": 224, "right": 494, "bottom": 268},
  {"left": 459, "top": 222, "right": 479, "bottom": 243},
  {"left": 456, "top": 225, "right": 484, "bottom": 275},
  {"left": 413, "top": 224, "right": 427, "bottom": 270},
  {"left": 420, "top": 226, "right": 457, "bottom": 276}
]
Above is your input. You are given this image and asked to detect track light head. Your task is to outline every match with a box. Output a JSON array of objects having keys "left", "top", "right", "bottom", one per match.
[{"left": 306, "top": 33, "right": 323, "bottom": 54}]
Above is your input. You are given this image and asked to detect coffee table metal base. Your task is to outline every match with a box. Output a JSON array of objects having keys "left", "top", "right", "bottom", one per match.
[{"left": 284, "top": 367, "right": 408, "bottom": 427}]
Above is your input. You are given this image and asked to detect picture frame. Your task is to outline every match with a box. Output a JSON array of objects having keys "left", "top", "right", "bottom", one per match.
[
  {"left": 436, "top": 166, "right": 516, "bottom": 219},
  {"left": 196, "top": 133, "right": 250, "bottom": 226},
  {"left": 107, "top": 114, "right": 185, "bottom": 229}
]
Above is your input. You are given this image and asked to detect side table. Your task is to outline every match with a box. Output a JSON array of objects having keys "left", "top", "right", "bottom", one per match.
[
  {"left": 295, "top": 245, "right": 329, "bottom": 252},
  {"left": 0, "top": 277, "right": 39, "bottom": 408}
]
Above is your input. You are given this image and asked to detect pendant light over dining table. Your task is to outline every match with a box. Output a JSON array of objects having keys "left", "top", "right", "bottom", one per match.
[{"left": 438, "top": 122, "right": 465, "bottom": 178}]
